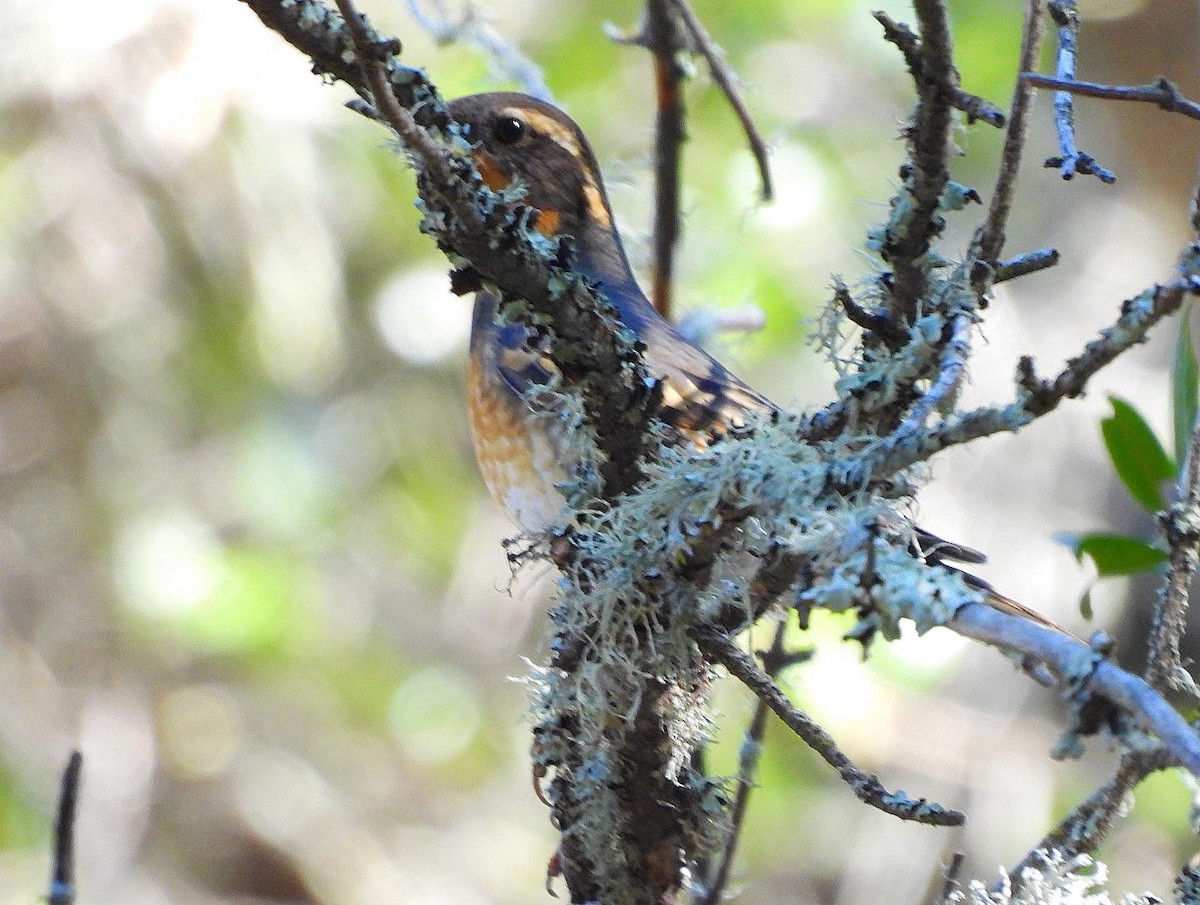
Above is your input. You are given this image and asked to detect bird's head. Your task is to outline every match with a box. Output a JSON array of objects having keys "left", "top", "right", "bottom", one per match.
[{"left": 448, "top": 92, "right": 632, "bottom": 285}]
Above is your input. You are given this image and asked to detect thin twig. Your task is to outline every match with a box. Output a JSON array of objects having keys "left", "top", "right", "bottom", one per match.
[
  {"left": 694, "top": 623, "right": 966, "bottom": 826},
  {"left": 667, "top": 0, "right": 773, "bottom": 202},
  {"left": 994, "top": 247, "right": 1061, "bottom": 283},
  {"left": 645, "top": 0, "right": 688, "bottom": 319},
  {"left": 405, "top": 0, "right": 552, "bottom": 101},
  {"left": 1040, "top": 1, "right": 1117, "bottom": 183},
  {"left": 873, "top": 10, "right": 1006, "bottom": 128},
  {"left": 698, "top": 622, "right": 801, "bottom": 905},
  {"left": 334, "top": 0, "right": 454, "bottom": 184},
  {"left": 48, "top": 751, "right": 83, "bottom": 905},
  {"left": 973, "top": 0, "right": 1045, "bottom": 283},
  {"left": 1023, "top": 74, "right": 1200, "bottom": 124}
]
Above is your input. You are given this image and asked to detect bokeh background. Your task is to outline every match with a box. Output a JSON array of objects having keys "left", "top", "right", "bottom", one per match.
[{"left": 1, "top": 0, "right": 1199, "bottom": 902}]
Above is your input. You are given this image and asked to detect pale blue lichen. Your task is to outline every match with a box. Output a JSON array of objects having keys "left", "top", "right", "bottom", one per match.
[{"left": 949, "top": 852, "right": 1160, "bottom": 905}]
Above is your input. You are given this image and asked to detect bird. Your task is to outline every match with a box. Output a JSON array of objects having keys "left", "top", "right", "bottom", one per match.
[{"left": 448, "top": 91, "right": 1062, "bottom": 632}]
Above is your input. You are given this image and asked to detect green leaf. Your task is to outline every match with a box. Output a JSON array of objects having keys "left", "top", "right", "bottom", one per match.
[
  {"left": 1101, "top": 396, "right": 1175, "bottom": 512},
  {"left": 1059, "top": 532, "right": 1168, "bottom": 577},
  {"left": 1174, "top": 306, "right": 1199, "bottom": 467},
  {"left": 1078, "top": 587, "right": 1093, "bottom": 621}
]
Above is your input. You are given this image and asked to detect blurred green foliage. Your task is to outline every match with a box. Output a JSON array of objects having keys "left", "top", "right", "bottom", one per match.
[{"left": 1, "top": 0, "right": 1198, "bottom": 902}]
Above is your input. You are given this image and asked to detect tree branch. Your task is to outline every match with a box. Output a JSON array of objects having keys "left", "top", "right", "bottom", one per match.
[
  {"left": 973, "top": 0, "right": 1045, "bottom": 283},
  {"left": 880, "top": 0, "right": 957, "bottom": 324},
  {"left": 645, "top": 0, "right": 689, "bottom": 319},
  {"left": 1147, "top": 394, "right": 1200, "bottom": 693},
  {"left": 873, "top": 10, "right": 1006, "bottom": 128},
  {"left": 1023, "top": 74, "right": 1200, "bottom": 125},
  {"left": 950, "top": 604, "right": 1200, "bottom": 776},
  {"left": 47, "top": 751, "right": 82, "bottom": 905},
  {"left": 667, "top": 0, "right": 773, "bottom": 203},
  {"left": 694, "top": 623, "right": 966, "bottom": 826}
]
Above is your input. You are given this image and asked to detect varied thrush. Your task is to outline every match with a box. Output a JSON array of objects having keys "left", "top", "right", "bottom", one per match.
[{"left": 447, "top": 91, "right": 1059, "bottom": 630}]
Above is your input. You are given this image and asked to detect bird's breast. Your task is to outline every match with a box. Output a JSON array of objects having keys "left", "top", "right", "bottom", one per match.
[{"left": 467, "top": 332, "right": 570, "bottom": 531}]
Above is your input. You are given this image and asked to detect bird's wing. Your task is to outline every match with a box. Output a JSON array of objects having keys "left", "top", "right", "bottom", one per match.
[{"left": 636, "top": 315, "right": 775, "bottom": 444}]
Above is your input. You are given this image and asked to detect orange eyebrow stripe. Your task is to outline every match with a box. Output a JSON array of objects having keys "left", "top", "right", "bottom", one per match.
[{"left": 582, "top": 184, "right": 611, "bottom": 229}]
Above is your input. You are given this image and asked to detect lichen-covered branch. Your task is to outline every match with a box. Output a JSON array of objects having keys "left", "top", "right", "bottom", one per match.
[
  {"left": 950, "top": 604, "right": 1200, "bottom": 775},
  {"left": 879, "top": 0, "right": 957, "bottom": 325},
  {"left": 696, "top": 622, "right": 794, "bottom": 905},
  {"left": 1008, "top": 748, "right": 1173, "bottom": 887},
  {"left": 1147, "top": 373, "right": 1200, "bottom": 694},
  {"left": 1040, "top": 1, "right": 1117, "bottom": 183},
  {"left": 867, "top": 272, "right": 1200, "bottom": 479},
  {"left": 237, "top": 1, "right": 1200, "bottom": 900},
  {"left": 694, "top": 623, "right": 965, "bottom": 826},
  {"left": 874, "top": 10, "right": 1006, "bottom": 128}
]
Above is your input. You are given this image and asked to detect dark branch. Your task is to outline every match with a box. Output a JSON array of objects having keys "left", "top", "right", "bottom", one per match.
[
  {"left": 973, "top": 0, "right": 1046, "bottom": 284},
  {"left": 873, "top": 10, "right": 1006, "bottom": 128},
  {"left": 645, "top": 0, "right": 689, "bottom": 319},
  {"left": 1024, "top": 74, "right": 1200, "bottom": 124},
  {"left": 994, "top": 247, "right": 1061, "bottom": 283},
  {"left": 694, "top": 623, "right": 966, "bottom": 826},
  {"left": 667, "top": 0, "right": 773, "bottom": 202},
  {"left": 48, "top": 751, "right": 83, "bottom": 905}
]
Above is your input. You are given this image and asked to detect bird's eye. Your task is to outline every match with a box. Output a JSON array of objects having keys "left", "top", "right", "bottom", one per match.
[{"left": 491, "top": 115, "right": 527, "bottom": 145}]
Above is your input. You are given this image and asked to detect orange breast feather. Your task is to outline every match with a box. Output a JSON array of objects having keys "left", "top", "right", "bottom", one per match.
[{"left": 467, "top": 349, "right": 568, "bottom": 530}]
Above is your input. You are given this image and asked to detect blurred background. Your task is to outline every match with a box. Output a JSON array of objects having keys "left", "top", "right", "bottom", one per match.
[{"left": 1, "top": 0, "right": 1198, "bottom": 902}]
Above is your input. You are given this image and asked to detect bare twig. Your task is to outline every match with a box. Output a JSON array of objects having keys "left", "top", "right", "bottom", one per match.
[
  {"left": 694, "top": 623, "right": 966, "bottom": 826},
  {"left": 667, "top": 0, "right": 773, "bottom": 203},
  {"left": 974, "top": 0, "right": 1045, "bottom": 282},
  {"left": 873, "top": 10, "right": 1006, "bottom": 128},
  {"left": 994, "top": 247, "right": 1061, "bottom": 283},
  {"left": 48, "top": 751, "right": 83, "bottom": 905},
  {"left": 1023, "top": 74, "right": 1200, "bottom": 125},
  {"left": 950, "top": 603, "right": 1200, "bottom": 776},
  {"left": 405, "top": 0, "right": 552, "bottom": 101},
  {"left": 644, "top": 0, "right": 689, "bottom": 319},
  {"left": 698, "top": 622, "right": 803, "bottom": 905}
]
